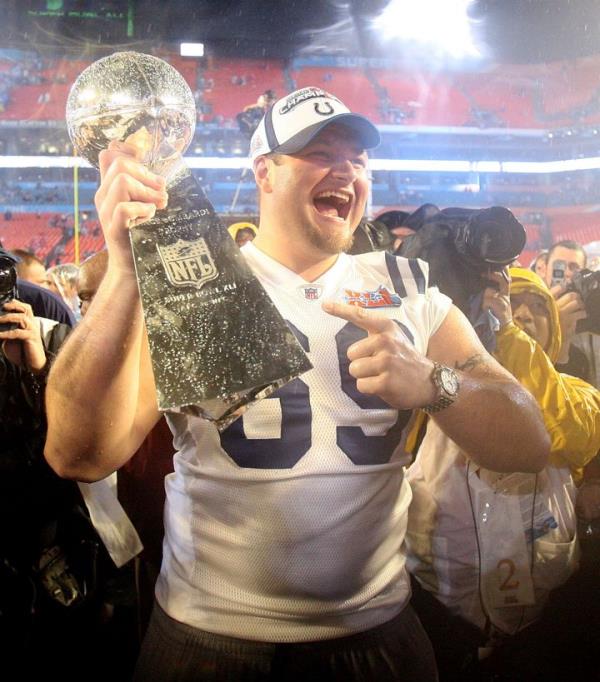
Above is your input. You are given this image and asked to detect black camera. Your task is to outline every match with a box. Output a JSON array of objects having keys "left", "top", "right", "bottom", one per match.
[
  {"left": 397, "top": 204, "right": 527, "bottom": 316},
  {"left": 0, "top": 248, "right": 18, "bottom": 331},
  {"left": 432, "top": 205, "right": 526, "bottom": 268},
  {"left": 566, "top": 268, "right": 600, "bottom": 334}
]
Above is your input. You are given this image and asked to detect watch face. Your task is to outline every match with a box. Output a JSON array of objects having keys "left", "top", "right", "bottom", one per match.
[{"left": 440, "top": 366, "right": 459, "bottom": 396}]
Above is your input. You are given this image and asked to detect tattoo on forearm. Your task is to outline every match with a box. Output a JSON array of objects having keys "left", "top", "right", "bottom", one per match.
[{"left": 455, "top": 354, "right": 486, "bottom": 373}]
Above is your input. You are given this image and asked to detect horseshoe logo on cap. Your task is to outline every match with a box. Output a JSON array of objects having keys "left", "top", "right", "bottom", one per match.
[{"left": 314, "top": 101, "right": 334, "bottom": 116}]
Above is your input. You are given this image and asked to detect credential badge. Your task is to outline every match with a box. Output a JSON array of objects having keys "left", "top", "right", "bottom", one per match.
[{"left": 157, "top": 238, "right": 218, "bottom": 290}]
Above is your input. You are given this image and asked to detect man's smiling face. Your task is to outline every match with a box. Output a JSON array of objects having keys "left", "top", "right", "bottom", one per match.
[{"left": 265, "top": 123, "right": 370, "bottom": 257}]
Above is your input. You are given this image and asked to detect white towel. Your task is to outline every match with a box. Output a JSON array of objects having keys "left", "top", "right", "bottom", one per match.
[{"left": 78, "top": 473, "right": 143, "bottom": 568}]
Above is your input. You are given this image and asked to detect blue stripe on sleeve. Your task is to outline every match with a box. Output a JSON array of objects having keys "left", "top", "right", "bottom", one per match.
[
  {"left": 408, "top": 259, "right": 426, "bottom": 294},
  {"left": 384, "top": 251, "right": 407, "bottom": 297}
]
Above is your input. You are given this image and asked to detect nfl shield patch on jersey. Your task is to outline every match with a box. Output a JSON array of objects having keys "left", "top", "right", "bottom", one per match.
[{"left": 299, "top": 284, "right": 323, "bottom": 300}]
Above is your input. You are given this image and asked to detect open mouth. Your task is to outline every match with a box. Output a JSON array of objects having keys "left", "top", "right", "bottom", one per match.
[{"left": 313, "top": 190, "right": 352, "bottom": 221}]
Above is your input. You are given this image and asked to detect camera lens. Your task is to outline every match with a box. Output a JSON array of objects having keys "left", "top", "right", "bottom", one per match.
[
  {"left": 465, "top": 207, "right": 526, "bottom": 265},
  {"left": 0, "top": 256, "right": 17, "bottom": 296},
  {"left": 573, "top": 269, "right": 600, "bottom": 334}
]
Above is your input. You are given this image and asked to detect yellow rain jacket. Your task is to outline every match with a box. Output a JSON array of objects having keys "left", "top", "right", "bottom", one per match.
[{"left": 498, "top": 267, "right": 600, "bottom": 480}]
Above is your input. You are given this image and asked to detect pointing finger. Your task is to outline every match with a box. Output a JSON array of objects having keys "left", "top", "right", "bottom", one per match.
[{"left": 322, "top": 300, "right": 393, "bottom": 334}]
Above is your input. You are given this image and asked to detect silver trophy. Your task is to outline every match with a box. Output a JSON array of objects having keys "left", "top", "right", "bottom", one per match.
[{"left": 66, "top": 52, "right": 311, "bottom": 426}]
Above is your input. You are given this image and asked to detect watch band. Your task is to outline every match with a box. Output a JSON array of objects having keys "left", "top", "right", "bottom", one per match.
[{"left": 422, "top": 394, "right": 454, "bottom": 414}]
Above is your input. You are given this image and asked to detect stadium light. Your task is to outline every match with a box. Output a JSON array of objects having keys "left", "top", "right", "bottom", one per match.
[
  {"left": 3, "top": 156, "right": 600, "bottom": 174},
  {"left": 373, "top": 159, "right": 471, "bottom": 172},
  {"left": 180, "top": 43, "right": 205, "bottom": 57},
  {"left": 501, "top": 158, "right": 600, "bottom": 173},
  {"left": 372, "top": 0, "right": 480, "bottom": 59}
]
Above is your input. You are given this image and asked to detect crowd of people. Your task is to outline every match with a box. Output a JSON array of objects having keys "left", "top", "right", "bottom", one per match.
[{"left": 0, "top": 86, "right": 599, "bottom": 681}]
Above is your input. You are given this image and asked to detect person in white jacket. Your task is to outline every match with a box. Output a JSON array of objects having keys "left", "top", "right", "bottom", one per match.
[{"left": 406, "top": 266, "right": 600, "bottom": 681}]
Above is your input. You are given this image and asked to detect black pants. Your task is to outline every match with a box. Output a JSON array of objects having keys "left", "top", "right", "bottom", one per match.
[{"left": 134, "top": 600, "right": 438, "bottom": 681}]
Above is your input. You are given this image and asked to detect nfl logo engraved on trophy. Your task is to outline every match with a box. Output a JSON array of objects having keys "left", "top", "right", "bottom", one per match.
[{"left": 157, "top": 238, "right": 218, "bottom": 290}]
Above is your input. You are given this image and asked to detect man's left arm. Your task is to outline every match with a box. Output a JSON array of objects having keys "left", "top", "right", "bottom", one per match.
[{"left": 324, "top": 301, "right": 549, "bottom": 473}]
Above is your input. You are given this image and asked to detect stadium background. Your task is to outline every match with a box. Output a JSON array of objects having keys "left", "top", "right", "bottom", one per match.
[{"left": 0, "top": 0, "right": 599, "bottom": 268}]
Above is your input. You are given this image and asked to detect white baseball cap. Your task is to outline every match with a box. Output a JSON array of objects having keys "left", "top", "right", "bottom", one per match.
[{"left": 249, "top": 86, "right": 380, "bottom": 161}]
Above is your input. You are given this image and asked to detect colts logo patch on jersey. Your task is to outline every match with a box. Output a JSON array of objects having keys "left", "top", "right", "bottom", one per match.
[
  {"left": 157, "top": 238, "right": 218, "bottom": 290},
  {"left": 344, "top": 285, "right": 402, "bottom": 308}
]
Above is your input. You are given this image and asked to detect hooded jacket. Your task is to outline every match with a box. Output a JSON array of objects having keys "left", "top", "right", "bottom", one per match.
[{"left": 497, "top": 267, "right": 600, "bottom": 478}]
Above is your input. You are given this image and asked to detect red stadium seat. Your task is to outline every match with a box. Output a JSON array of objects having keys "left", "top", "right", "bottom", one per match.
[
  {"left": 0, "top": 213, "right": 64, "bottom": 261},
  {"left": 200, "top": 57, "right": 287, "bottom": 122}
]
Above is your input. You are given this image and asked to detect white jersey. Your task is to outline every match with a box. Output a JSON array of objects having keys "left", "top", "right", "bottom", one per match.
[
  {"left": 156, "top": 243, "right": 451, "bottom": 642},
  {"left": 406, "top": 422, "right": 579, "bottom": 636}
]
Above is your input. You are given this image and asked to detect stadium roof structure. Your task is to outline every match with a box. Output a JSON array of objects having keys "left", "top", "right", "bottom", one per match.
[{"left": 2, "top": 1, "right": 600, "bottom": 64}]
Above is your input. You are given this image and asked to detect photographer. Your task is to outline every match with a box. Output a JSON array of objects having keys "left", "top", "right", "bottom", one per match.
[
  {"left": 539, "top": 240, "right": 600, "bottom": 386},
  {"left": 543, "top": 242, "right": 600, "bottom": 567},
  {"left": 0, "top": 249, "right": 108, "bottom": 676},
  {"left": 397, "top": 204, "right": 528, "bottom": 337},
  {"left": 0, "top": 240, "right": 75, "bottom": 326},
  {"left": 235, "top": 89, "right": 276, "bottom": 138},
  {"left": 484, "top": 267, "right": 600, "bottom": 482}
]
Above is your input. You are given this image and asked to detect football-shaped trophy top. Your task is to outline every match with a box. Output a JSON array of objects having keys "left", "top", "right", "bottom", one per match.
[{"left": 66, "top": 51, "right": 196, "bottom": 173}]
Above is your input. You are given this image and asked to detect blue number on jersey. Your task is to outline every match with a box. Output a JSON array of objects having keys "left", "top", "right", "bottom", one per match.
[
  {"left": 220, "top": 320, "right": 413, "bottom": 469},
  {"left": 335, "top": 321, "right": 413, "bottom": 465},
  {"left": 220, "top": 322, "right": 312, "bottom": 468}
]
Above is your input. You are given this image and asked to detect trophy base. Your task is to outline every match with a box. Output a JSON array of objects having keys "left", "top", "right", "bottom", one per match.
[{"left": 173, "top": 374, "right": 296, "bottom": 431}]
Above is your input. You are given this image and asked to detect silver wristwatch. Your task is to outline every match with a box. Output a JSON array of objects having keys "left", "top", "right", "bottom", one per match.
[{"left": 422, "top": 362, "right": 460, "bottom": 414}]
